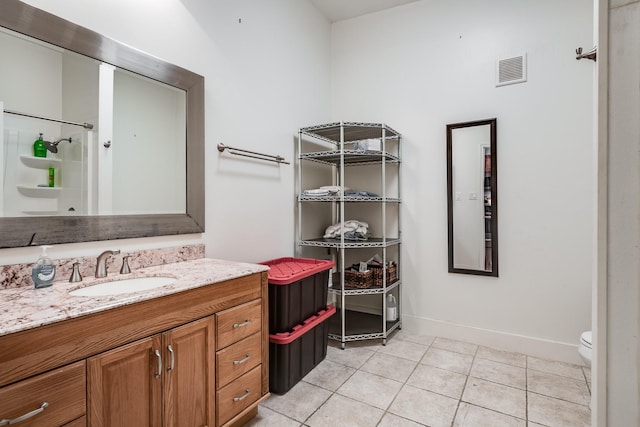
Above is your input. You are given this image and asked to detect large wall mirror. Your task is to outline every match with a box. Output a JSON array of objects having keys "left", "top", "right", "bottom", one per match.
[
  {"left": 0, "top": 0, "right": 204, "bottom": 249},
  {"left": 447, "top": 118, "right": 498, "bottom": 276}
]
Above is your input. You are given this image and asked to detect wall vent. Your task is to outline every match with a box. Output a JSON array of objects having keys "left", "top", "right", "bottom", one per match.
[{"left": 496, "top": 54, "right": 527, "bottom": 87}]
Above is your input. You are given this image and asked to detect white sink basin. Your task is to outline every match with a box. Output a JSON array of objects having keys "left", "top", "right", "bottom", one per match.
[{"left": 70, "top": 276, "right": 176, "bottom": 297}]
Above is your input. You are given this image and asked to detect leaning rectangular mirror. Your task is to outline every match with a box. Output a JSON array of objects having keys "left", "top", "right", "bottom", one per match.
[
  {"left": 0, "top": 0, "right": 204, "bottom": 248},
  {"left": 447, "top": 118, "right": 498, "bottom": 276}
]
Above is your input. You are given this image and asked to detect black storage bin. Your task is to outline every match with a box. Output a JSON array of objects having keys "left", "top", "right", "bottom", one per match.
[
  {"left": 260, "top": 257, "right": 334, "bottom": 333},
  {"left": 269, "top": 305, "right": 335, "bottom": 394}
]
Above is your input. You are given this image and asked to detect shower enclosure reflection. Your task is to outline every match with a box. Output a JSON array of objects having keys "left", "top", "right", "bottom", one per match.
[
  {"left": 0, "top": 26, "right": 186, "bottom": 218},
  {"left": 447, "top": 118, "right": 498, "bottom": 276}
]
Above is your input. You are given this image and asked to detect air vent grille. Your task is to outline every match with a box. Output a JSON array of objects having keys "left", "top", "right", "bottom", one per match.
[{"left": 496, "top": 54, "right": 527, "bottom": 87}]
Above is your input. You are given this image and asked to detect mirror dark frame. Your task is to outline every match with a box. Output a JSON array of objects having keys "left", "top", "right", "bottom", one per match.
[
  {"left": 0, "top": 0, "right": 204, "bottom": 249},
  {"left": 447, "top": 118, "right": 498, "bottom": 276}
]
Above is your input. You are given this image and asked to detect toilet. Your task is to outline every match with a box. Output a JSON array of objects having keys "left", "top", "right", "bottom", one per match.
[{"left": 578, "top": 330, "right": 592, "bottom": 366}]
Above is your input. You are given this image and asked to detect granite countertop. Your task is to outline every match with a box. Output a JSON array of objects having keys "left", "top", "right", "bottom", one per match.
[{"left": 0, "top": 258, "right": 269, "bottom": 338}]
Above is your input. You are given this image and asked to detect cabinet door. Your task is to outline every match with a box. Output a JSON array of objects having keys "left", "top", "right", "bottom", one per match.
[
  {"left": 87, "top": 336, "right": 162, "bottom": 427},
  {"left": 163, "top": 316, "right": 215, "bottom": 427}
]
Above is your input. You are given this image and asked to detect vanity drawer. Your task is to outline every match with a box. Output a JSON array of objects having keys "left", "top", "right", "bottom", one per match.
[
  {"left": 217, "top": 332, "right": 262, "bottom": 388},
  {"left": 216, "top": 365, "right": 261, "bottom": 426},
  {"left": 216, "top": 299, "right": 262, "bottom": 349},
  {"left": 0, "top": 360, "right": 85, "bottom": 427}
]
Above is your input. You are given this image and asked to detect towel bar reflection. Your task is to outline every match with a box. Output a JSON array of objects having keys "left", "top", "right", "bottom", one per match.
[
  {"left": 217, "top": 143, "right": 289, "bottom": 165},
  {"left": 3, "top": 109, "right": 94, "bottom": 129}
]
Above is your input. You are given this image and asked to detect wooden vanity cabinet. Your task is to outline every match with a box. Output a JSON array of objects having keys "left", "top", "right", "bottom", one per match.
[
  {"left": 0, "top": 271, "right": 269, "bottom": 427},
  {"left": 87, "top": 316, "right": 215, "bottom": 427}
]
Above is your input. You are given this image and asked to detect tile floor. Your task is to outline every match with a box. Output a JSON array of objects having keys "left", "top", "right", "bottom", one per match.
[{"left": 245, "top": 331, "right": 591, "bottom": 427}]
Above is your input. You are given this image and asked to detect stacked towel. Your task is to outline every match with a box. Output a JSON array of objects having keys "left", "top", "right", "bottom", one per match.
[
  {"left": 302, "top": 186, "right": 342, "bottom": 197},
  {"left": 324, "top": 220, "right": 370, "bottom": 241}
]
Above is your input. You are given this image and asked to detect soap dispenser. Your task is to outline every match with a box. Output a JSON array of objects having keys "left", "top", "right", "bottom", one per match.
[
  {"left": 32, "top": 245, "right": 56, "bottom": 288},
  {"left": 386, "top": 293, "right": 398, "bottom": 322},
  {"left": 33, "top": 133, "right": 47, "bottom": 158}
]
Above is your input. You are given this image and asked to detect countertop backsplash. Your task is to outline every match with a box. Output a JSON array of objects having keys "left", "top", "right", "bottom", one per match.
[{"left": 0, "top": 244, "right": 205, "bottom": 289}]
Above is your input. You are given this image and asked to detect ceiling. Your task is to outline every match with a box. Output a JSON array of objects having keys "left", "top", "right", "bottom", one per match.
[{"left": 310, "top": 0, "right": 420, "bottom": 23}]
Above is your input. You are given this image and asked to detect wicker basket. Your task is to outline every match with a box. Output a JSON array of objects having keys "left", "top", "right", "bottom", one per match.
[
  {"left": 344, "top": 268, "right": 373, "bottom": 288},
  {"left": 368, "top": 262, "right": 398, "bottom": 287}
]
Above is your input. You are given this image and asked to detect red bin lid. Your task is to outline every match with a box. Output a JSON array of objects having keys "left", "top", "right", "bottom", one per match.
[
  {"left": 269, "top": 305, "right": 336, "bottom": 344},
  {"left": 259, "top": 257, "right": 335, "bottom": 285}
]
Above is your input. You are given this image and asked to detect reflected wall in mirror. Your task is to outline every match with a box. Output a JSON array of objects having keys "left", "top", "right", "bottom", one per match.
[
  {"left": 0, "top": 0, "right": 204, "bottom": 248},
  {"left": 447, "top": 118, "right": 498, "bottom": 276}
]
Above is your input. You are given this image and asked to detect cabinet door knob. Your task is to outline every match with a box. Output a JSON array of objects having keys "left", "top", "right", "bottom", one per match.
[
  {"left": 232, "top": 320, "right": 250, "bottom": 329},
  {"left": 0, "top": 402, "right": 48, "bottom": 425},
  {"left": 233, "top": 389, "right": 251, "bottom": 402},
  {"left": 154, "top": 349, "right": 162, "bottom": 378},
  {"left": 167, "top": 345, "right": 175, "bottom": 371},
  {"left": 233, "top": 354, "right": 251, "bottom": 365}
]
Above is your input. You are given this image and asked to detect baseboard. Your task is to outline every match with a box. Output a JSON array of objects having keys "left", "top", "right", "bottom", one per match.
[{"left": 402, "top": 314, "right": 584, "bottom": 365}]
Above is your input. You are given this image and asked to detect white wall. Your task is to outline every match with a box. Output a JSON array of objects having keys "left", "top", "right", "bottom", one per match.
[
  {"left": 331, "top": 0, "right": 594, "bottom": 362},
  {"left": 0, "top": 0, "right": 331, "bottom": 265},
  {"left": 605, "top": 0, "right": 640, "bottom": 424}
]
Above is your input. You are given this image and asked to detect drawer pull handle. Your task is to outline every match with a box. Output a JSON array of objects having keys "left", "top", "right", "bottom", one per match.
[
  {"left": 233, "top": 320, "right": 250, "bottom": 329},
  {"left": 233, "top": 389, "right": 251, "bottom": 402},
  {"left": 154, "top": 349, "right": 162, "bottom": 378},
  {"left": 167, "top": 345, "right": 175, "bottom": 371},
  {"left": 233, "top": 354, "right": 251, "bottom": 365},
  {"left": 0, "top": 402, "right": 48, "bottom": 425}
]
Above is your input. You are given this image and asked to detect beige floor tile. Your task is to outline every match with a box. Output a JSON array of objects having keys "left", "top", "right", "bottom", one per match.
[
  {"left": 527, "top": 370, "right": 591, "bottom": 406},
  {"left": 527, "top": 356, "right": 584, "bottom": 380},
  {"left": 262, "top": 381, "right": 331, "bottom": 423},
  {"left": 462, "top": 377, "right": 526, "bottom": 419},
  {"left": 407, "top": 363, "right": 467, "bottom": 399},
  {"left": 360, "top": 352, "right": 418, "bottom": 382},
  {"left": 470, "top": 358, "right": 526, "bottom": 389},
  {"left": 528, "top": 392, "right": 591, "bottom": 427},
  {"left": 302, "top": 358, "right": 356, "bottom": 391},
  {"left": 306, "top": 394, "right": 385, "bottom": 427},
  {"left": 432, "top": 337, "right": 478, "bottom": 355},
  {"left": 326, "top": 344, "right": 376, "bottom": 369},
  {"left": 377, "top": 337, "right": 429, "bottom": 362},
  {"left": 388, "top": 384, "right": 458, "bottom": 427},
  {"left": 453, "top": 402, "right": 526, "bottom": 427},
  {"left": 421, "top": 347, "right": 474, "bottom": 374},
  {"left": 476, "top": 346, "right": 527, "bottom": 368},
  {"left": 246, "top": 406, "right": 302, "bottom": 426},
  {"left": 337, "top": 370, "right": 403, "bottom": 409},
  {"left": 392, "top": 330, "right": 436, "bottom": 346},
  {"left": 378, "top": 412, "right": 427, "bottom": 426}
]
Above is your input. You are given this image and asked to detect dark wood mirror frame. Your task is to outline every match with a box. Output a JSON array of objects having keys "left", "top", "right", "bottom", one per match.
[
  {"left": 447, "top": 118, "right": 498, "bottom": 277},
  {"left": 0, "top": 0, "right": 204, "bottom": 249}
]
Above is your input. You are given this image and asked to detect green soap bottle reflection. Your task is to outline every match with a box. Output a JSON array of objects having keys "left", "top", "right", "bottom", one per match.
[
  {"left": 48, "top": 167, "right": 55, "bottom": 187},
  {"left": 33, "top": 133, "right": 47, "bottom": 158}
]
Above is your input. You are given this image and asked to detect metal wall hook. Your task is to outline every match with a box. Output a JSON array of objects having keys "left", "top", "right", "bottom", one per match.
[{"left": 576, "top": 46, "right": 597, "bottom": 62}]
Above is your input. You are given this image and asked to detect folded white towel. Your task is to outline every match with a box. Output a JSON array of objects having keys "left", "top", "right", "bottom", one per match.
[{"left": 303, "top": 188, "right": 330, "bottom": 196}]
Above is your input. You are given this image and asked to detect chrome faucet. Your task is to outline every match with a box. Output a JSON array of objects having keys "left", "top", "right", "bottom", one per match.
[{"left": 95, "top": 250, "right": 120, "bottom": 278}]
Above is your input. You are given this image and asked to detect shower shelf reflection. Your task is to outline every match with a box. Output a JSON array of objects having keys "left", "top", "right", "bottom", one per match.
[
  {"left": 19, "top": 155, "right": 62, "bottom": 169},
  {"left": 17, "top": 185, "right": 61, "bottom": 198}
]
